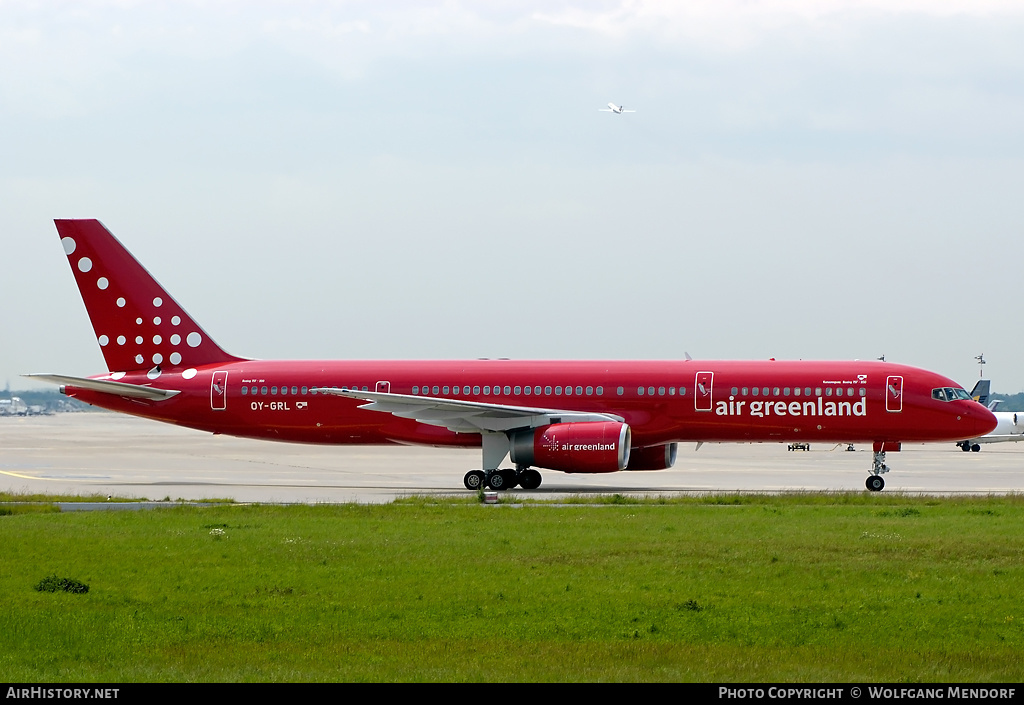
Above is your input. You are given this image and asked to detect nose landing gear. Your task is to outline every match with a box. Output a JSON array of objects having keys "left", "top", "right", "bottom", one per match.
[{"left": 866, "top": 442, "right": 899, "bottom": 492}]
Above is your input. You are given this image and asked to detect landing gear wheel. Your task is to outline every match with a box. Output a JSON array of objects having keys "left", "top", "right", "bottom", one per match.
[
  {"left": 866, "top": 475, "right": 885, "bottom": 492},
  {"left": 971, "top": 444, "right": 981, "bottom": 452},
  {"left": 464, "top": 470, "right": 486, "bottom": 491},
  {"left": 518, "top": 469, "right": 542, "bottom": 490},
  {"left": 959, "top": 442, "right": 971, "bottom": 452},
  {"left": 487, "top": 469, "right": 517, "bottom": 491}
]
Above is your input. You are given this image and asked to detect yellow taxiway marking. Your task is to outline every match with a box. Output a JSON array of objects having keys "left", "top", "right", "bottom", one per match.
[{"left": 0, "top": 469, "right": 50, "bottom": 480}]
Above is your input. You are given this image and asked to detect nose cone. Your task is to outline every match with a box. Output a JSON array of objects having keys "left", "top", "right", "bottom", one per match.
[{"left": 970, "top": 403, "right": 998, "bottom": 437}]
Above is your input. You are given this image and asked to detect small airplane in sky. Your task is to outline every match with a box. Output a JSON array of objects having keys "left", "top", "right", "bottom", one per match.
[
  {"left": 27, "top": 220, "right": 996, "bottom": 492},
  {"left": 599, "top": 103, "right": 635, "bottom": 114}
]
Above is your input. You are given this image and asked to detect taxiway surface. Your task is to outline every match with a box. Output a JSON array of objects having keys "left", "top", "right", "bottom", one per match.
[{"left": 2, "top": 413, "right": 1022, "bottom": 502}]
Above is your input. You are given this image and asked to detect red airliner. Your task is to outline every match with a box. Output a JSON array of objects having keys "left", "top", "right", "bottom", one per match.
[{"left": 28, "top": 220, "right": 996, "bottom": 492}]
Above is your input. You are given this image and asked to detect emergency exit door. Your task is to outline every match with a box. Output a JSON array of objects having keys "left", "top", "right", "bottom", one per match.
[{"left": 695, "top": 371, "right": 714, "bottom": 411}]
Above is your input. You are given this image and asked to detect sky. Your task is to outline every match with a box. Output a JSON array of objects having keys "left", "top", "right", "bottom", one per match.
[{"left": 2, "top": 0, "right": 1024, "bottom": 391}]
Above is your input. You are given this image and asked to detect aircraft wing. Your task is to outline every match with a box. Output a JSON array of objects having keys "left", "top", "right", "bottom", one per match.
[
  {"left": 318, "top": 388, "right": 622, "bottom": 434},
  {"left": 973, "top": 434, "right": 1024, "bottom": 444},
  {"left": 23, "top": 373, "right": 181, "bottom": 401}
]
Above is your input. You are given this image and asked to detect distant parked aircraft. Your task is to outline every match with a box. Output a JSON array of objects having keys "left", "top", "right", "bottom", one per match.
[
  {"left": 956, "top": 380, "right": 1024, "bottom": 452},
  {"left": 599, "top": 103, "right": 635, "bottom": 114}
]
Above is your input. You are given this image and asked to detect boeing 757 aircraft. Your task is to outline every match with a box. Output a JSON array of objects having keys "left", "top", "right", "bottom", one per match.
[{"left": 27, "top": 220, "right": 996, "bottom": 492}]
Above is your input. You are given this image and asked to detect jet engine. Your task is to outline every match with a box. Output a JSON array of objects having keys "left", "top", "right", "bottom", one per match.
[
  {"left": 625, "top": 443, "right": 678, "bottom": 470},
  {"left": 510, "top": 421, "right": 630, "bottom": 473}
]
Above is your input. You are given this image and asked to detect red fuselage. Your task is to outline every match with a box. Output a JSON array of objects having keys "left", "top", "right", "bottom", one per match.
[{"left": 68, "top": 359, "right": 995, "bottom": 449}]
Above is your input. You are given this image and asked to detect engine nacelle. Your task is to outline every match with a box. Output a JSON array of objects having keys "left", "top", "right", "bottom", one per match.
[
  {"left": 510, "top": 422, "right": 631, "bottom": 473},
  {"left": 625, "top": 443, "right": 678, "bottom": 471}
]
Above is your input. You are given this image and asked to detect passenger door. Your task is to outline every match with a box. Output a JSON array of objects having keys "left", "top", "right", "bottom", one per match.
[
  {"left": 886, "top": 375, "right": 903, "bottom": 413},
  {"left": 211, "top": 371, "right": 228, "bottom": 411}
]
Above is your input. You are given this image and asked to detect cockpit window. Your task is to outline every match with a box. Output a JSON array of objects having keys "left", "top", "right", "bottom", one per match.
[{"left": 932, "top": 387, "right": 971, "bottom": 402}]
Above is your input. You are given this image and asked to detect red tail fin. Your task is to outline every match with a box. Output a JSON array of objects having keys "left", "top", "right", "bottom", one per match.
[{"left": 54, "top": 219, "right": 243, "bottom": 373}]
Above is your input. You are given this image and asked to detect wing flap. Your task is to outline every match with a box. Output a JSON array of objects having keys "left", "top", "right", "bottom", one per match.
[{"left": 318, "top": 388, "right": 621, "bottom": 433}]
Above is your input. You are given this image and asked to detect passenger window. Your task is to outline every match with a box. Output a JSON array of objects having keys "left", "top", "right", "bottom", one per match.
[
  {"left": 825, "top": 387, "right": 832, "bottom": 396},
  {"left": 794, "top": 387, "right": 801, "bottom": 397},
  {"left": 752, "top": 387, "right": 759, "bottom": 397},
  {"left": 731, "top": 387, "right": 738, "bottom": 396},
  {"left": 596, "top": 386, "right": 603, "bottom": 395},
  {"left": 484, "top": 386, "right": 490, "bottom": 394},
  {"left": 679, "top": 387, "right": 686, "bottom": 396},
  {"left": 534, "top": 386, "right": 541, "bottom": 395},
  {"left": 555, "top": 386, "right": 562, "bottom": 395},
  {"left": 251, "top": 386, "right": 258, "bottom": 395},
  {"left": 617, "top": 386, "right": 624, "bottom": 395},
  {"left": 503, "top": 386, "right": 511, "bottom": 395},
  {"left": 514, "top": 386, "right": 522, "bottom": 395},
  {"left": 545, "top": 386, "right": 552, "bottom": 395},
  {"left": 836, "top": 388, "right": 843, "bottom": 397},
  {"left": 443, "top": 386, "right": 450, "bottom": 395},
  {"left": 301, "top": 386, "right": 308, "bottom": 395},
  {"left": 741, "top": 387, "right": 748, "bottom": 396},
  {"left": 474, "top": 386, "right": 481, "bottom": 395},
  {"left": 859, "top": 388, "right": 866, "bottom": 397},
  {"left": 668, "top": 387, "right": 675, "bottom": 395},
  {"left": 814, "top": 388, "right": 821, "bottom": 396},
  {"left": 783, "top": 387, "right": 790, "bottom": 396},
  {"left": 432, "top": 386, "right": 440, "bottom": 395},
  {"left": 586, "top": 386, "right": 593, "bottom": 395},
  {"left": 281, "top": 387, "right": 288, "bottom": 396},
  {"left": 565, "top": 386, "right": 572, "bottom": 396},
  {"left": 413, "top": 386, "right": 419, "bottom": 394},
  {"left": 658, "top": 387, "right": 665, "bottom": 396},
  {"left": 648, "top": 387, "right": 655, "bottom": 396},
  {"left": 241, "top": 387, "right": 248, "bottom": 395},
  {"left": 576, "top": 386, "right": 583, "bottom": 395},
  {"left": 638, "top": 387, "right": 645, "bottom": 396},
  {"left": 261, "top": 386, "right": 268, "bottom": 395},
  {"left": 524, "top": 386, "right": 531, "bottom": 395}
]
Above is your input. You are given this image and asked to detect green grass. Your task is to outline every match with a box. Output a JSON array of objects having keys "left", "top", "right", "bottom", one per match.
[{"left": 1, "top": 495, "right": 1023, "bottom": 681}]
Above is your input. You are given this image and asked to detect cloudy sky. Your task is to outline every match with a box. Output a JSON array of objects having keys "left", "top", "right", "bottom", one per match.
[{"left": 3, "top": 0, "right": 1024, "bottom": 391}]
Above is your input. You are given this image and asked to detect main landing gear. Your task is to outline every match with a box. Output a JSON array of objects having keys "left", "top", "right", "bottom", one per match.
[
  {"left": 957, "top": 441, "right": 981, "bottom": 453},
  {"left": 463, "top": 468, "right": 543, "bottom": 491}
]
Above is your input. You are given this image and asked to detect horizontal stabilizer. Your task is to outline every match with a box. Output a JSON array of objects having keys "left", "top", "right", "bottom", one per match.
[{"left": 23, "top": 373, "right": 180, "bottom": 401}]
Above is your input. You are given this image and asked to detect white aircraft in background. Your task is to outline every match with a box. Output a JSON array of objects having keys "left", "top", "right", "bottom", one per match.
[
  {"left": 599, "top": 103, "right": 635, "bottom": 114},
  {"left": 957, "top": 380, "right": 1024, "bottom": 452}
]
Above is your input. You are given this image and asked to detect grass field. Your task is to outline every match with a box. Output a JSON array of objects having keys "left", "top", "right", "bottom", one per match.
[{"left": 1, "top": 493, "right": 1022, "bottom": 682}]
